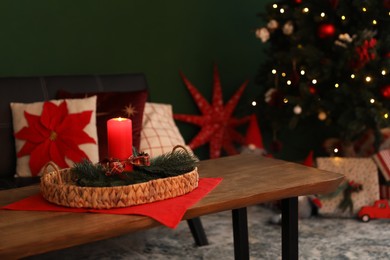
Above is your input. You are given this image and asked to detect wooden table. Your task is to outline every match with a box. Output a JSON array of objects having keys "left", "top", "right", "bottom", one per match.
[{"left": 0, "top": 154, "right": 343, "bottom": 259}]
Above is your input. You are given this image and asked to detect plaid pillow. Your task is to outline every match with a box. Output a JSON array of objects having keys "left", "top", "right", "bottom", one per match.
[{"left": 139, "top": 102, "right": 191, "bottom": 157}]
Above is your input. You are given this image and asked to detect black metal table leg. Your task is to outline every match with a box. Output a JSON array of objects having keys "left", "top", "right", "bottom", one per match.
[
  {"left": 282, "top": 197, "right": 298, "bottom": 260},
  {"left": 187, "top": 218, "right": 209, "bottom": 246},
  {"left": 232, "top": 207, "right": 249, "bottom": 260}
]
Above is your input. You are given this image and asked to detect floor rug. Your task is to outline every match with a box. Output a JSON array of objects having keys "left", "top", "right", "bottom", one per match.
[{"left": 28, "top": 205, "right": 390, "bottom": 259}]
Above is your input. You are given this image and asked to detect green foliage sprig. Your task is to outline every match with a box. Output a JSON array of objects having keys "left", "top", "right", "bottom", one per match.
[
  {"left": 71, "top": 147, "right": 199, "bottom": 187},
  {"left": 137, "top": 147, "right": 199, "bottom": 177}
]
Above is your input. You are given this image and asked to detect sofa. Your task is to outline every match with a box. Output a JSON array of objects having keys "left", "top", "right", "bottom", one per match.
[
  {"left": 0, "top": 73, "right": 208, "bottom": 246},
  {"left": 0, "top": 73, "right": 148, "bottom": 188}
]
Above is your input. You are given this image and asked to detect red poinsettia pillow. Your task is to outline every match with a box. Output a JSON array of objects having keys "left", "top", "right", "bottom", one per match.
[{"left": 10, "top": 96, "right": 99, "bottom": 177}]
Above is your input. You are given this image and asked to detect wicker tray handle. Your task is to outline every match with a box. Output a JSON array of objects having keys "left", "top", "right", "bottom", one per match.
[
  {"left": 172, "top": 144, "right": 190, "bottom": 154},
  {"left": 42, "top": 162, "right": 63, "bottom": 185}
]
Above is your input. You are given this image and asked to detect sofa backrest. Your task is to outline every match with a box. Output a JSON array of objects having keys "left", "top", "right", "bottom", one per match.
[{"left": 0, "top": 73, "right": 148, "bottom": 179}]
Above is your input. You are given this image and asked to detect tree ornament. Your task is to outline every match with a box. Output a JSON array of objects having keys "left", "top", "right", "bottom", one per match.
[
  {"left": 294, "top": 0, "right": 302, "bottom": 4},
  {"left": 317, "top": 23, "right": 336, "bottom": 38},
  {"left": 335, "top": 33, "right": 354, "bottom": 48},
  {"left": 351, "top": 38, "right": 377, "bottom": 69},
  {"left": 381, "top": 85, "right": 390, "bottom": 99},
  {"left": 293, "top": 105, "right": 302, "bottom": 114},
  {"left": 174, "top": 64, "right": 250, "bottom": 159},
  {"left": 309, "top": 85, "right": 317, "bottom": 94},
  {"left": 339, "top": 33, "right": 353, "bottom": 43},
  {"left": 265, "top": 88, "right": 283, "bottom": 107},
  {"left": 318, "top": 111, "right": 327, "bottom": 121},
  {"left": 255, "top": 27, "right": 270, "bottom": 43},
  {"left": 282, "top": 21, "right": 294, "bottom": 36},
  {"left": 267, "top": 20, "right": 279, "bottom": 31}
]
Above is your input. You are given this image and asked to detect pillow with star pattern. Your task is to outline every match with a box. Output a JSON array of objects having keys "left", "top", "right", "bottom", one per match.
[{"left": 57, "top": 90, "right": 148, "bottom": 160}]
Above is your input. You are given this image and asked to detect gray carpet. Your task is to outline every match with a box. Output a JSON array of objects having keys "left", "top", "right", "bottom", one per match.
[{"left": 28, "top": 205, "right": 390, "bottom": 260}]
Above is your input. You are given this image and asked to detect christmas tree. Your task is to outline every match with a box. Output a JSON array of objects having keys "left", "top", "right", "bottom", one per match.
[{"left": 254, "top": 0, "right": 390, "bottom": 159}]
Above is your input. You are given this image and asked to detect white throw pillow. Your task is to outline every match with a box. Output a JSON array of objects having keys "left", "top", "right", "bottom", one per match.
[{"left": 10, "top": 96, "right": 99, "bottom": 177}]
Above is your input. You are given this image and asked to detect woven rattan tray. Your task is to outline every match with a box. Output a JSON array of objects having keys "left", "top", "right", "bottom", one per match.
[{"left": 40, "top": 166, "right": 199, "bottom": 209}]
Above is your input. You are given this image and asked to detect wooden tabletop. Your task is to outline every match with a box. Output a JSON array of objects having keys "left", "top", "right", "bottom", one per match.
[{"left": 0, "top": 154, "right": 343, "bottom": 258}]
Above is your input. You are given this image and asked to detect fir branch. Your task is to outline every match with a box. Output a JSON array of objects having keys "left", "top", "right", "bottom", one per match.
[
  {"left": 136, "top": 147, "right": 199, "bottom": 177},
  {"left": 71, "top": 159, "right": 106, "bottom": 181}
]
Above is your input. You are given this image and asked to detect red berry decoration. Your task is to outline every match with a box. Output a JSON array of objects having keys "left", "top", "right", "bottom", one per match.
[
  {"left": 381, "top": 85, "right": 390, "bottom": 99},
  {"left": 309, "top": 85, "right": 317, "bottom": 94},
  {"left": 318, "top": 23, "right": 336, "bottom": 38}
]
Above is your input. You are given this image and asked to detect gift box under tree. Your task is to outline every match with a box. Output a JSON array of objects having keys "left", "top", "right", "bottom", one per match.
[
  {"left": 316, "top": 157, "right": 380, "bottom": 218},
  {"left": 373, "top": 149, "right": 390, "bottom": 200}
]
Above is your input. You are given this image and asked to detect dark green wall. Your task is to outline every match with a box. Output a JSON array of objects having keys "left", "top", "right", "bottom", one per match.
[{"left": 0, "top": 0, "right": 271, "bottom": 158}]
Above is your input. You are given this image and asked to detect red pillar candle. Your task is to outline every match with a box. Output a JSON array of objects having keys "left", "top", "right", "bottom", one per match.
[{"left": 107, "top": 118, "right": 133, "bottom": 160}]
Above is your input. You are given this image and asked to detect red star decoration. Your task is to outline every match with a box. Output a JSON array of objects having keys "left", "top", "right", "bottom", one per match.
[
  {"left": 174, "top": 64, "right": 250, "bottom": 159},
  {"left": 15, "top": 101, "right": 96, "bottom": 176}
]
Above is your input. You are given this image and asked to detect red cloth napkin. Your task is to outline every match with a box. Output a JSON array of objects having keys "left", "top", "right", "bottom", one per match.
[{"left": 2, "top": 178, "right": 222, "bottom": 228}]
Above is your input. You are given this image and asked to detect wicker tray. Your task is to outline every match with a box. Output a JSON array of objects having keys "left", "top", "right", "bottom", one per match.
[{"left": 40, "top": 165, "right": 199, "bottom": 209}]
